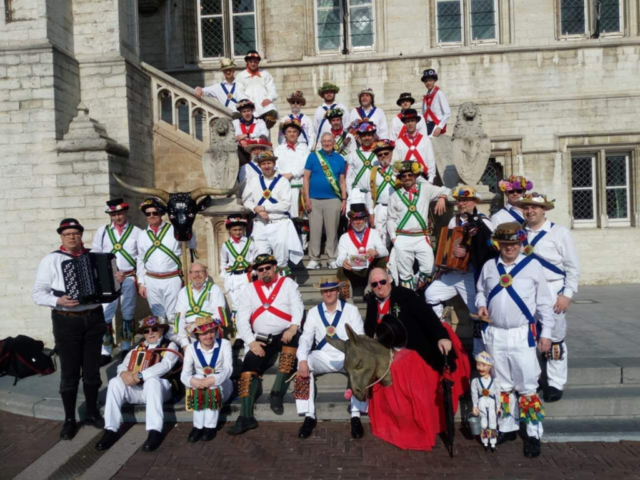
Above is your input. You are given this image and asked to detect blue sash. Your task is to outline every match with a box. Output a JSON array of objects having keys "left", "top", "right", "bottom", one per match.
[
  {"left": 504, "top": 207, "right": 524, "bottom": 224},
  {"left": 486, "top": 256, "right": 537, "bottom": 347},
  {"left": 258, "top": 175, "right": 282, "bottom": 206},
  {"left": 316, "top": 300, "right": 345, "bottom": 350},
  {"left": 221, "top": 82, "right": 237, "bottom": 107},
  {"left": 194, "top": 338, "right": 222, "bottom": 374},
  {"left": 289, "top": 114, "right": 308, "bottom": 144},
  {"left": 523, "top": 224, "right": 566, "bottom": 277},
  {"left": 357, "top": 106, "right": 377, "bottom": 121},
  {"left": 479, "top": 378, "right": 495, "bottom": 400},
  {"left": 315, "top": 103, "right": 337, "bottom": 147},
  {"left": 247, "top": 161, "right": 262, "bottom": 176}
]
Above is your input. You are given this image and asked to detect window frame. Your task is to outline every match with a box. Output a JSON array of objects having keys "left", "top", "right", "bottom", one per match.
[
  {"left": 571, "top": 153, "right": 598, "bottom": 227},
  {"left": 604, "top": 152, "right": 631, "bottom": 224},
  {"left": 314, "top": 0, "right": 376, "bottom": 55},
  {"left": 557, "top": 0, "right": 625, "bottom": 41},
  {"left": 434, "top": 0, "right": 500, "bottom": 48}
]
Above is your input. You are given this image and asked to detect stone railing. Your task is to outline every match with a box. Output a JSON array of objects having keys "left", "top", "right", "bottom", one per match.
[{"left": 140, "top": 62, "right": 233, "bottom": 146}]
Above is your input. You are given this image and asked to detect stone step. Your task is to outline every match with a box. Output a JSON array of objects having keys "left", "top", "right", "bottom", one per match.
[
  {"left": 542, "top": 385, "right": 640, "bottom": 418},
  {"left": 543, "top": 417, "right": 640, "bottom": 442}
]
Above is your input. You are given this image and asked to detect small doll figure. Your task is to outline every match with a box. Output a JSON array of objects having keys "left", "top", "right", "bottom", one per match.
[{"left": 471, "top": 351, "right": 501, "bottom": 452}]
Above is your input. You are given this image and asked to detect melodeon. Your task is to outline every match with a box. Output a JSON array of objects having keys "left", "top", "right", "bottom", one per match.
[
  {"left": 62, "top": 252, "right": 121, "bottom": 304},
  {"left": 434, "top": 226, "right": 471, "bottom": 272},
  {"left": 127, "top": 344, "right": 167, "bottom": 373}
]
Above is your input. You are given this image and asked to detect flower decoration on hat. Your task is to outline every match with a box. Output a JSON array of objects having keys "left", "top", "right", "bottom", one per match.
[
  {"left": 280, "top": 117, "right": 303, "bottom": 132},
  {"left": 421, "top": 68, "right": 438, "bottom": 81},
  {"left": 317, "top": 82, "right": 340, "bottom": 96},
  {"left": 236, "top": 99, "right": 255, "bottom": 111},
  {"left": 325, "top": 108, "right": 344, "bottom": 119},
  {"left": 186, "top": 315, "right": 224, "bottom": 338},
  {"left": 347, "top": 203, "right": 369, "bottom": 220},
  {"left": 225, "top": 215, "right": 247, "bottom": 229},
  {"left": 244, "top": 50, "right": 261, "bottom": 61},
  {"left": 492, "top": 222, "right": 526, "bottom": 244},
  {"left": 517, "top": 192, "right": 555, "bottom": 210},
  {"left": 451, "top": 186, "right": 480, "bottom": 201},
  {"left": 372, "top": 139, "right": 395, "bottom": 154},
  {"left": 255, "top": 150, "right": 278, "bottom": 164},
  {"left": 349, "top": 119, "right": 377, "bottom": 135},
  {"left": 136, "top": 315, "right": 170, "bottom": 334},
  {"left": 499, "top": 175, "right": 534, "bottom": 193},
  {"left": 105, "top": 198, "right": 130, "bottom": 214},
  {"left": 253, "top": 253, "right": 277, "bottom": 268},
  {"left": 393, "top": 160, "right": 422, "bottom": 177},
  {"left": 139, "top": 198, "right": 167, "bottom": 214}
]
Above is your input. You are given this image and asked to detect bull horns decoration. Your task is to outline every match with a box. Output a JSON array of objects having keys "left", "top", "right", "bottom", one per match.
[{"left": 112, "top": 174, "right": 242, "bottom": 203}]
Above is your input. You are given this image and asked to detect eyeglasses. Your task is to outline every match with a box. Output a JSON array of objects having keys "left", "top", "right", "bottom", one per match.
[
  {"left": 507, "top": 189, "right": 524, "bottom": 194},
  {"left": 257, "top": 265, "right": 272, "bottom": 273},
  {"left": 143, "top": 327, "right": 160, "bottom": 334},
  {"left": 290, "top": 101, "right": 302, "bottom": 105},
  {"left": 378, "top": 152, "right": 391, "bottom": 157},
  {"left": 370, "top": 279, "right": 388, "bottom": 288},
  {"left": 61, "top": 232, "right": 82, "bottom": 238},
  {"left": 144, "top": 211, "right": 160, "bottom": 217}
]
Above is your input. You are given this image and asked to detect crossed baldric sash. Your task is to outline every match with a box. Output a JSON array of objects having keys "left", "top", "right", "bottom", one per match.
[
  {"left": 316, "top": 300, "right": 346, "bottom": 350},
  {"left": 144, "top": 223, "right": 182, "bottom": 269},
  {"left": 175, "top": 280, "right": 228, "bottom": 333},
  {"left": 522, "top": 225, "right": 566, "bottom": 279},
  {"left": 220, "top": 82, "right": 237, "bottom": 108},
  {"left": 224, "top": 238, "right": 253, "bottom": 272},
  {"left": 395, "top": 184, "right": 429, "bottom": 235},
  {"left": 106, "top": 223, "right": 136, "bottom": 269},
  {"left": 351, "top": 149, "right": 375, "bottom": 190}
]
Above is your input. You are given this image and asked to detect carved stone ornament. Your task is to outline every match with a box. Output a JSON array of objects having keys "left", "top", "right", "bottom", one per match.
[
  {"left": 451, "top": 102, "right": 492, "bottom": 186},
  {"left": 202, "top": 117, "right": 239, "bottom": 190}
]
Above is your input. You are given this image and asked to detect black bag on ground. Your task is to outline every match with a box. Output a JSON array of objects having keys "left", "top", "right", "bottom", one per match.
[{"left": 0, "top": 335, "right": 56, "bottom": 385}]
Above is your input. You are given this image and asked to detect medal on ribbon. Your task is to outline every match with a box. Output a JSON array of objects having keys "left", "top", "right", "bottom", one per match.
[
  {"left": 114, "top": 243, "right": 122, "bottom": 251},
  {"left": 227, "top": 93, "right": 233, "bottom": 99},
  {"left": 326, "top": 326, "right": 337, "bottom": 337},
  {"left": 193, "top": 306, "right": 201, "bottom": 313},
  {"left": 153, "top": 240, "right": 161, "bottom": 247},
  {"left": 482, "top": 388, "right": 490, "bottom": 396},
  {"left": 523, "top": 245, "right": 534, "bottom": 256},
  {"left": 195, "top": 339, "right": 222, "bottom": 378},
  {"left": 499, "top": 274, "right": 513, "bottom": 288},
  {"left": 409, "top": 205, "right": 417, "bottom": 212},
  {"left": 236, "top": 255, "right": 244, "bottom": 262},
  {"left": 203, "top": 366, "right": 215, "bottom": 375}
]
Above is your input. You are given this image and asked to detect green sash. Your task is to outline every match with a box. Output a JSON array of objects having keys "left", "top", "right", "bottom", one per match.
[
  {"left": 225, "top": 238, "right": 252, "bottom": 271},
  {"left": 317, "top": 150, "right": 342, "bottom": 199},
  {"left": 396, "top": 184, "right": 429, "bottom": 231},
  {"left": 352, "top": 149, "right": 375, "bottom": 189},
  {"left": 186, "top": 280, "right": 214, "bottom": 317},
  {"left": 372, "top": 166, "right": 395, "bottom": 204},
  {"left": 106, "top": 224, "right": 136, "bottom": 268},
  {"left": 143, "top": 223, "right": 182, "bottom": 268}
]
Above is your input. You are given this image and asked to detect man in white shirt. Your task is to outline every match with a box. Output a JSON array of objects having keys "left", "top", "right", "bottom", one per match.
[
  {"left": 386, "top": 161, "right": 450, "bottom": 290},
  {"left": 491, "top": 175, "right": 534, "bottom": 225},
  {"left": 345, "top": 120, "right": 377, "bottom": 210},
  {"left": 238, "top": 137, "right": 272, "bottom": 185},
  {"left": 228, "top": 255, "right": 304, "bottom": 435},
  {"left": 96, "top": 316, "right": 180, "bottom": 452},
  {"left": 295, "top": 276, "right": 368, "bottom": 440},
  {"left": 277, "top": 91, "right": 314, "bottom": 147},
  {"left": 233, "top": 99, "right": 269, "bottom": 149},
  {"left": 395, "top": 109, "right": 437, "bottom": 183},
  {"left": 242, "top": 150, "right": 304, "bottom": 276},
  {"left": 235, "top": 50, "right": 278, "bottom": 128},
  {"left": 92, "top": 198, "right": 141, "bottom": 364},
  {"left": 195, "top": 58, "right": 246, "bottom": 116},
  {"left": 476, "top": 222, "right": 554, "bottom": 459},
  {"left": 313, "top": 82, "right": 350, "bottom": 144},
  {"left": 421, "top": 69, "right": 451, "bottom": 137},
  {"left": 349, "top": 87, "right": 388, "bottom": 140},
  {"left": 326, "top": 108, "right": 354, "bottom": 156},
  {"left": 137, "top": 199, "right": 196, "bottom": 326},
  {"left": 390, "top": 92, "right": 427, "bottom": 141},
  {"left": 518, "top": 192, "right": 580, "bottom": 403}
]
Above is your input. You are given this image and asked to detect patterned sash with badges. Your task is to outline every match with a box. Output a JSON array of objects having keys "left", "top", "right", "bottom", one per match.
[
  {"left": 224, "top": 238, "right": 252, "bottom": 273},
  {"left": 395, "top": 184, "right": 429, "bottom": 236},
  {"left": 352, "top": 149, "right": 375, "bottom": 189},
  {"left": 106, "top": 224, "right": 136, "bottom": 269},
  {"left": 317, "top": 150, "right": 342, "bottom": 199},
  {"left": 370, "top": 166, "right": 395, "bottom": 205},
  {"left": 144, "top": 223, "right": 182, "bottom": 273}
]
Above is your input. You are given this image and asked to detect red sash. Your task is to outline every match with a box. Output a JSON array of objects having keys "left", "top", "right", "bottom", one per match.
[
  {"left": 241, "top": 123, "right": 257, "bottom": 136},
  {"left": 400, "top": 134, "right": 427, "bottom": 172},
  {"left": 422, "top": 87, "right": 447, "bottom": 133},
  {"left": 377, "top": 298, "right": 390, "bottom": 324},
  {"left": 348, "top": 228, "right": 370, "bottom": 253},
  {"left": 250, "top": 276, "right": 292, "bottom": 325}
]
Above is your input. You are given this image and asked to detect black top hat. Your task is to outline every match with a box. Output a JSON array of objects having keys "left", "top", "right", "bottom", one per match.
[
  {"left": 225, "top": 215, "right": 248, "bottom": 229},
  {"left": 375, "top": 314, "right": 408, "bottom": 350},
  {"left": 244, "top": 50, "right": 261, "bottom": 62},
  {"left": 400, "top": 108, "right": 422, "bottom": 123},
  {"left": 347, "top": 203, "right": 369, "bottom": 219},
  {"left": 105, "top": 198, "right": 130, "bottom": 214},
  {"left": 396, "top": 92, "right": 416, "bottom": 107},
  {"left": 421, "top": 69, "right": 438, "bottom": 81},
  {"left": 57, "top": 218, "right": 84, "bottom": 235}
]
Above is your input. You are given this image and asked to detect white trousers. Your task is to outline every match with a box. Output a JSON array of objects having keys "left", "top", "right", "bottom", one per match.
[
  {"left": 392, "top": 235, "right": 433, "bottom": 288},
  {"left": 483, "top": 324, "right": 543, "bottom": 439},
  {"left": 104, "top": 375, "right": 172, "bottom": 432},
  {"left": 296, "top": 350, "right": 368, "bottom": 418},
  {"left": 223, "top": 273, "right": 251, "bottom": 312},
  {"left": 478, "top": 396, "right": 498, "bottom": 446},
  {"left": 372, "top": 204, "right": 390, "bottom": 247},
  {"left": 425, "top": 270, "right": 484, "bottom": 355},
  {"left": 252, "top": 218, "right": 300, "bottom": 267},
  {"left": 102, "top": 276, "right": 137, "bottom": 355},
  {"left": 192, "top": 378, "right": 233, "bottom": 429},
  {"left": 542, "top": 279, "right": 568, "bottom": 391},
  {"left": 145, "top": 276, "right": 182, "bottom": 324}
]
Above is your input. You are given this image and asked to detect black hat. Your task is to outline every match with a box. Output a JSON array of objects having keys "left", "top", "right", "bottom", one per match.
[
  {"left": 57, "top": 218, "right": 84, "bottom": 235},
  {"left": 347, "top": 203, "right": 369, "bottom": 220},
  {"left": 105, "top": 198, "right": 130, "bottom": 214},
  {"left": 400, "top": 108, "right": 422, "bottom": 124},
  {"left": 396, "top": 92, "right": 415, "bottom": 107},
  {"left": 244, "top": 50, "right": 261, "bottom": 62},
  {"left": 253, "top": 254, "right": 277, "bottom": 269},
  {"left": 139, "top": 198, "right": 167, "bottom": 215},
  {"left": 375, "top": 314, "right": 408, "bottom": 350},
  {"left": 225, "top": 215, "right": 248, "bottom": 229},
  {"left": 421, "top": 69, "right": 438, "bottom": 82}
]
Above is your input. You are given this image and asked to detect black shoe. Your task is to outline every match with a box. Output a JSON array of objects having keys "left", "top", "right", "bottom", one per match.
[
  {"left": 490, "top": 445, "right": 497, "bottom": 453},
  {"left": 298, "top": 417, "right": 317, "bottom": 439},
  {"left": 84, "top": 411, "right": 105, "bottom": 429},
  {"left": 143, "top": 430, "right": 163, "bottom": 452},
  {"left": 201, "top": 428, "right": 217, "bottom": 442},
  {"left": 60, "top": 419, "right": 77, "bottom": 440},
  {"left": 523, "top": 437, "right": 541, "bottom": 458},
  {"left": 543, "top": 386, "right": 563, "bottom": 403},
  {"left": 269, "top": 391, "right": 284, "bottom": 416},
  {"left": 188, "top": 428, "right": 203, "bottom": 443},
  {"left": 96, "top": 430, "right": 119, "bottom": 451},
  {"left": 226, "top": 416, "right": 258, "bottom": 436},
  {"left": 496, "top": 431, "right": 517, "bottom": 445},
  {"left": 100, "top": 355, "right": 112, "bottom": 367},
  {"left": 350, "top": 417, "right": 364, "bottom": 440}
]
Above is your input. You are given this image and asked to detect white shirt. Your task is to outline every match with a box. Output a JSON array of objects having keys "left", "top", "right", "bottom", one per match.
[
  {"left": 395, "top": 132, "right": 437, "bottom": 183},
  {"left": 349, "top": 106, "right": 389, "bottom": 140},
  {"left": 202, "top": 80, "right": 247, "bottom": 113},
  {"left": 274, "top": 143, "right": 310, "bottom": 187},
  {"left": 313, "top": 102, "right": 350, "bottom": 140},
  {"left": 118, "top": 339, "right": 180, "bottom": 381},
  {"left": 387, "top": 183, "right": 451, "bottom": 241},
  {"left": 336, "top": 227, "right": 389, "bottom": 267},
  {"left": 235, "top": 68, "right": 278, "bottom": 118},
  {"left": 476, "top": 254, "right": 555, "bottom": 339},
  {"left": 346, "top": 147, "right": 376, "bottom": 193},
  {"left": 236, "top": 276, "right": 304, "bottom": 344},
  {"left": 32, "top": 250, "right": 102, "bottom": 311},
  {"left": 355, "top": 160, "right": 396, "bottom": 209},
  {"left": 219, "top": 236, "right": 259, "bottom": 276},
  {"left": 136, "top": 222, "right": 197, "bottom": 286},
  {"left": 471, "top": 376, "right": 501, "bottom": 406},
  {"left": 491, "top": 204, "right": 525, "bottom": 226},
  {"left": 242, "top": 173, "right": 292, "bottom": 222},
  {"left": 390, "top": 113, "right": 428, "bottom": 142},
  {"left": 238, "top": 159, "right": 263, "bottom": 185},
  {"left": 92, "top": 222, "right": 141, "bottom": 272},
  {"left": 174, "top": 281, "right": 228, "bottom": 348},
  {"left": 277, "top": 113, "right": 315, "bottom": 146},
  {"left": 524, "top": 220, "right": 580, "bottom": 298},
  {"left": 181, "top": 339, "right": 233, "bottom": 388},
  {"left": 233, "top": 118, "right": 269, "bottom": 139},
  {"left": 422, "top": 88, "right": 451, "bottom": 131},
  {"left": 331, "top": 130, "right": 356, "bottom": 156},
  {"left": 298, "top": 301, "right": 364, "bottom": 362}
]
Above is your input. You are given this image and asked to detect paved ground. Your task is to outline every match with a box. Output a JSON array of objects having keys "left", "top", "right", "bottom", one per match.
[{"left": 3, "top": 411, "right": 640, "bottom": 480}]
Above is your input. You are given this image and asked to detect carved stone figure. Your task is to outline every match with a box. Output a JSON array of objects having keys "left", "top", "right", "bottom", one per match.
[
  {"left": 202, "top": 117, "right": 239, "bottom": 189},
  {"left": 430, "top": 135, "right": 459, "bottom": 188},
  {"left": 451, "top": 102, "right": 492, "bottom": 186}
]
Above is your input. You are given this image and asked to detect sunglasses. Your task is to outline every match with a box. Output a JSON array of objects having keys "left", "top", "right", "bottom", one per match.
[
  {"left": 143, "top": 327, "right": 160, "bottom": 334},
  {"left": 144, "top": 211, "right": 160, "bottom": 217},
  {"left": 370, "top": 279, "right": 388, "bottom": 288},
  {"left": 507, "top": 189, "right": 524, "bottom": 194},
  {"left": 257, "top": 265, "right": 272, "bottom": 273},
  {"left": 378, "top": 151, "right": 391, "bottom": 157},
  {"left": 290, "top": 101, "right": 302, "bottom": 105}
]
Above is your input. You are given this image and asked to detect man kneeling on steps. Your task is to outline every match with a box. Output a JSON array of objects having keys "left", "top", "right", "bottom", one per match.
[{"left": 96, "top": 316, "right": 180, "bottom": 452}]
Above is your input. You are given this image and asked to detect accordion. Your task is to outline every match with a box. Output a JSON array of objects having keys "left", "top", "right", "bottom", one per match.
[
  {"left": 434, "top": 226, "right": 471, "bottom": 272},
  {"left": 62, "top": 253, "right": 122, "bottom": 304}
]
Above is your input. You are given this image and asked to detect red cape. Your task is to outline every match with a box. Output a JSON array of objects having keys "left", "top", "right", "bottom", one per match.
[{"left": 368, "top": 323, "right": 471, "bottom": 451}]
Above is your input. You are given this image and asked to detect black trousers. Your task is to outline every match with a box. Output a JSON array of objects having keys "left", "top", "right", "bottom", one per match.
[
  {"left": 52, "top": 307, "right": 106, "bottom": 393},
  {"left": 241, "top": 331, "right": 300, "bottom": 375},
  {"left": 426, "top": 121, "right": 436, "bottom": 135}
]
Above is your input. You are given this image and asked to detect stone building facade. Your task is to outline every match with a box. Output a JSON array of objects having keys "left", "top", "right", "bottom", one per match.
[{"left": 1, "top": 0, "right": 638, "bottom": 342}]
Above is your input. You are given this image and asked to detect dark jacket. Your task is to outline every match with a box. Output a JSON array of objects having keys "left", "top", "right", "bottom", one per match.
[{"left": 365, "top": 286, "right": 455, "bottom": 372}]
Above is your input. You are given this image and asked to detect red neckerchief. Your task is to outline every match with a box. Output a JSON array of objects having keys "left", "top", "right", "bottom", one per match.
[
  {"left": 348, "top": 227, "right": 370, "bottom": 252},
  {"left": 361, "top": 145, "right": 372, "bottom": 152},
  {"left": 60, "top": 245, "right": 87, "bottom": 257},
  {"left": 246, "top": 68, "right": 261, "bottom": 78},
  {"left": 286, "top": 142, "right": 296, "bottom": 151},
  {"left": 112, "top": 222, "right": 126, "bottom": 235},
  {"left": 231, "top": 235, "right": 242, "bottom": 244},
  {"left": 149, "top": 225, "right": 160, "bottom": 235},
  {"left": 377, "top": 297, "right": 390, "bottom": 323},
  {"left": 332, "top": 128, "right": 343, "bottom": 136},
  {"left": 404, "top": 185, "right": 418, "bottom": 201}
]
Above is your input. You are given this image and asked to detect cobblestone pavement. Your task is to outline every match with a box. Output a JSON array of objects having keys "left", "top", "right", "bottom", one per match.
[{"left": 3, "top": 412, "right": 640, "bottom": 480}]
